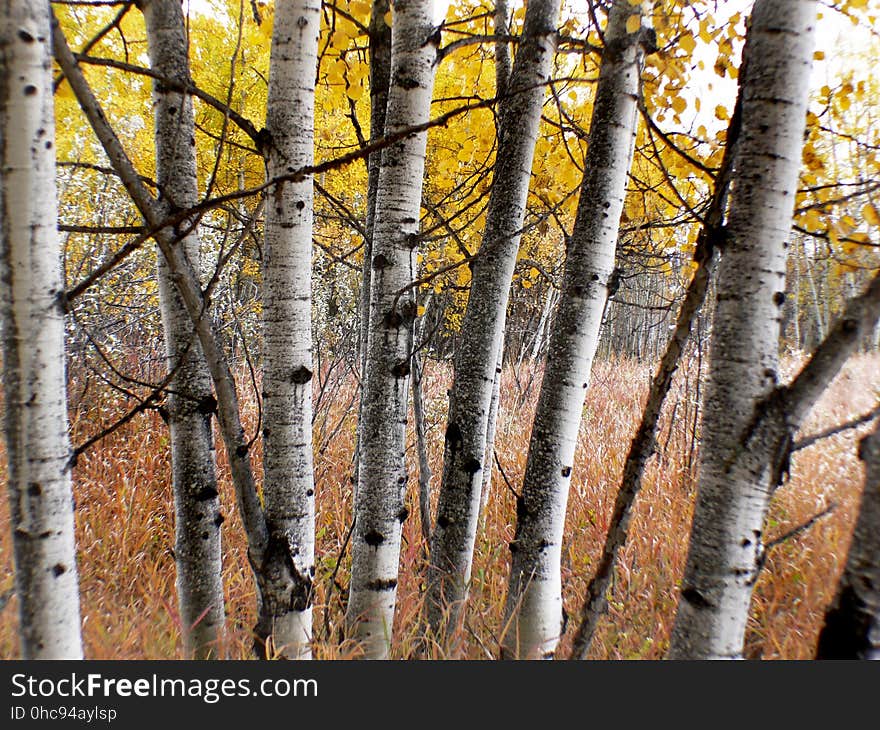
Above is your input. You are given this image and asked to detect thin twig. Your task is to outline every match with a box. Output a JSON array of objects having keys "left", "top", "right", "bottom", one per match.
[
  {"left": 493, "top": 450, "right": 520, "bottom": 501},
  {"left": 793, "top": 404, "right": 880, "bottom": 452},
  {"left": 759, "top": 502, "right": 838, "bottom": 574}
]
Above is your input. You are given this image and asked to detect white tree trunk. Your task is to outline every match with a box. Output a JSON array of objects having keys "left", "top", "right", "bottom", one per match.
[
  {"left": 259, "top": 0, "right": 320, "bottom": 659},
  {"left": 479, "top": 346, "right": 503, "bottom": 514},
  {"left": 529, "top": 286, "right": 556, "bottom": 362},
  {"left": 141, "top": 0, "right": 225, "bottom": 660},
  {"left": 0, "top": 0, "right": 83, "bottom": 659},
  {"left": 668, "top": 0, "right": 818, "bottom": 660},
  {"left": 501, "top": 0, "right": 646, "bottom": 659},
  {"left": 427, "top": 0, "right": 561, "bottom": 642},
  {"left": 346, "top": 0, "right": 440, "bottom": 659}
]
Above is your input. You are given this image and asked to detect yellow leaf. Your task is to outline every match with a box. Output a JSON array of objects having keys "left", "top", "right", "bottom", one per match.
[
  {"left": 671, "top": 95, "right": 687, "bottom": 114},
  {"left": 350, "top": 1, "right": 370, "bottom": 17},
  {"left": 679, "top": 33, "right": 696, "bottom": 54},
  {"left": 813, "top": 50, "right": 825, "bottom": 60},
  {"left": 56, "top": 80, "right": 76, "bottom": 101},
  {"left": 384, "top": 10, "right": 392, "bottom": 27},
  {"left": 801, "top": 209, "right": 823, "bottom": 232},
  {"left": 326, "top": 63, "right": 345, "bottom": 85},
  {"left": 698, "top": 20, "right": 712, "bottom": 43},
  {"left": 836, "top": 215, "right": 857, "bottom": 235},
  {"left": 626, "top": 14, "right": 641, "bottom": 34},
  {"left": 863, "top": 203, "right": 880, "bottom": 227},
  {"left": 714, "top": 104, "right": 729, "bottom": 121},
  {"left": 333, "top": 28, "right": 351, "bottom": 49}
]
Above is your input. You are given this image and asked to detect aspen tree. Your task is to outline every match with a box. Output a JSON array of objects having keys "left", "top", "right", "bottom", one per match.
[
  {"left": 478, "top": 0, "right": 514, "bottom": 519},
  {"left": 1, "top": 0, "right": 83, "bottom": 659},
  {"left": 259, "top": 0, "right": 321, "bottom": 659},
  {"left": 668, "top": 0, "right": 818, "bottom": 660},
  {"left": 353, "top": 0, "right": 392, "bottom": 498},
  {"left": 140, "top": 0, "right": 225, "bottom": 659},
  {"left": 358, "top": 0, "right": 392, "bottom": 371},
  {"left": 501, "top": 0, "right": 648, "bottom": 659},
  {"left": 427, "top": 0, "right": 561, "bottom": 643},
  {"left": 346, "top": 0, "right": 442, "bottom": 659},
  {"left": 52, "top": 17, "right": 273, "bottom": 656}
]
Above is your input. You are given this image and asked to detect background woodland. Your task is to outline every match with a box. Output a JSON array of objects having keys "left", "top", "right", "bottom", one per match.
[{"left": 1, "top": 0, "right": 879, "bottom": 660}]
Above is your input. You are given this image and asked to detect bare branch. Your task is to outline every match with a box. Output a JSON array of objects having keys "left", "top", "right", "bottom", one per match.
[{"left": 793, "top": 404, "right": 880, "bottom": 452}]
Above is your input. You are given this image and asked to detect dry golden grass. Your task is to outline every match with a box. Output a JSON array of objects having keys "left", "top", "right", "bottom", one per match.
[{"left": 0, "top": 352, "right": 877, "bottom": 659}]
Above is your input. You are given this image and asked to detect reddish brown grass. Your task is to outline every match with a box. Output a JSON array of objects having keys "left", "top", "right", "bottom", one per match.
[{"left": 1, "top": 352, "right": 877, "bottom": 659}]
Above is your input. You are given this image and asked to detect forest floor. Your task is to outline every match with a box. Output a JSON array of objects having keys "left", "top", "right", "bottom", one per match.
[{"left": 1, "top": 352, "right": 878, "bottom": 659}]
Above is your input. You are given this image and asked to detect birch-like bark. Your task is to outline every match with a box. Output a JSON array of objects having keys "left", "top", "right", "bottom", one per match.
[
  {"left": 494, "top": 0, "right": 511, "bottom": 101},
  {"left": 478, "top": 347, "right": 503, "bottom": 513},
  {"left": 140, "top": 0, "right": 225, "bottom": 660},
  {"left": 258, "top": 0, "right": 320, "bottom": 659},
  {"left": 816, "top": 417, "right": 880, "bottom": 659},
  {"left": 478, "top": 0, "right": 513, "bottom": 516},
  {"left": 358, "top": 0, "right": 392, "bottom": 372},
  {"left": 345, "top": 0, "right": 441, "bottom": 659},
  {"left": 427, "top": 0, "right": 561, "bottom": 641},
  {"left": 667, "top": 0, "right": 818, "bottom": 660},
  {"left": 501, "top": 0, "right": 646, "bottom": 659},
  {"left": 353, "top": 0, "right": 393, "bottom": 497},
  {"left": 669, "top": 269, "right": 880, "bottom": 659},
  {"left": 529, "top": 287, "right": 556, "bottom": 362},
  {"left": 1, "top": 0, "right": 83, "bottom": 659}
]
